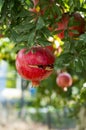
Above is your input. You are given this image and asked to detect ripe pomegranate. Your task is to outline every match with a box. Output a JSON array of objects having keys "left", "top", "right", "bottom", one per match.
[
  {"left": 57, "top": 13, "right": 85, "bottom": 39},
  {"left": 56, "top": 72, "right": 73, "bottom": 90},
  {"left": 16, "top": 46, "right": 55, "bottom": 86}
]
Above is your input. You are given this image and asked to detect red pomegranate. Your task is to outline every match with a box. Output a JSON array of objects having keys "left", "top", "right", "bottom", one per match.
[
  {"left": 16, "top": 46, "right": 55, "bottom": 86},
  {"left": 57, "top": 13, "right": 85, "bottom": 39},
  {"left": 56, "top": 72, "right": 73, "bottom": 90}
]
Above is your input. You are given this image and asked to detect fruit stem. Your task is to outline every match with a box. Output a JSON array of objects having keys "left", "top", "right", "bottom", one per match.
[{"left": 32, "top": 80, "right": 40, "bottom": 87}]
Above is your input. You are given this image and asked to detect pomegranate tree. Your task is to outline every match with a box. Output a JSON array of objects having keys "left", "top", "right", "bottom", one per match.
[
  {"left": 56, "top": 72, "right": 73, "bottom": 91},
  {"left": 16, "top": 46, "right": 55, "bottom": 86},
  {"left": 57, "top": 12, "right": 85, "bottom": 39}
]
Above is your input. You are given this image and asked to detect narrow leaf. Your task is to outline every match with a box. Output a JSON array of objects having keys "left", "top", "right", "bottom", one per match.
[{"left": 36, "top": 17, "right": 45, "bottom": 30}]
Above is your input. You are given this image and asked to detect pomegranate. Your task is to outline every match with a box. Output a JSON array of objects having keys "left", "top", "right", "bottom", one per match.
[
  {"left": 56, "top": 72, "right": 73, "bottom": 90},
  {"left": 57, "top": 13, "right": 85, "bottom": 39},
  {"left": 16, "top": 46, "right": 55, "bottom": 86}
]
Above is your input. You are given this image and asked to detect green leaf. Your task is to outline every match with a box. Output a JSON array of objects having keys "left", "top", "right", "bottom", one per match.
[
  {"left": 55, "top": 52, "right": 73, "bottom": 68},
  {"left": 0, "top": 1, "right": 7, "bottom": 22},
  {"left": 80, "top": 88, "right": 86, "bottom": 101},
  {"left": 36, "top": 17, "right": 45, "bottom": 30},
  {"left": 80, "top": 0, "right": 83, "bottom": 5},
  {"left": 13, "top": 43, "right": 26, "bottom": 52},
  {"left": 10, "top": 29, "right": 19, "bottom": 42},
  {"left": 79, "top": 34, "right": 86, "bottom": 41},
  {"left": 15, "top": 23, "right": 35, "bottom": 33},
  {"left": 0, "top": 0, "right": 4, "bottom": 12},
  {"left": 17, "top": 9, "right": 31, "bottom": 18},
  {"left": 28, "top": 31, "right": 35, "bottom": 46},
  {"left": 73, "top": 58, "right": 83, "bottom": 72},
  {"left": 37, "top": 39, "right": 50, "bottom": 46},
  {"left": 25, "top": 0, "right": 30, "bottom": 5},
  {"left": 80, "top": 49, "right": 86, "bottom": 56},
  {"left": 15, "top": 34, "right": 29, "bottom": 43}
]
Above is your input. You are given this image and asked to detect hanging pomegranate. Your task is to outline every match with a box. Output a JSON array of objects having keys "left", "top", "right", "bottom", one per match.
[
  {"left": 56, "top": 72, "right": 73, "bottom": 91},
  {"left": 56, "top": 12, "right": 85, "bottom": 39},
  {"left": 16, "top": 46, "right": 55, "bottom": 86}
]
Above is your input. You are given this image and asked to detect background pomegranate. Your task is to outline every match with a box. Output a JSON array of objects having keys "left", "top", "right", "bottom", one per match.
[
  {"left": 56, "top": 12, "right": 85, "bottom": 39},
  {"left": 16, "top": 46, "right": 55, "bottom": 86},
  {"left": 56, "top": 72, "right": 73, "bottom": 90}
]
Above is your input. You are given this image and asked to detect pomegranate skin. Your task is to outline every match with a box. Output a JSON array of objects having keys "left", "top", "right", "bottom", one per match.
[
  {"left": 57, "top": 13, "right": 85, "bottom": 39},
  {"left": 56, "top": 72, "right": 73, "bottom": 88},
  {"left": 16, "top": 46, "right": 55, "bottom": 85}
]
